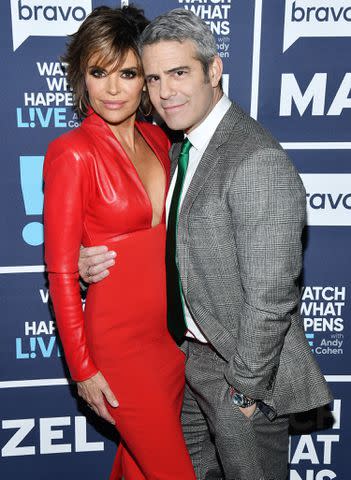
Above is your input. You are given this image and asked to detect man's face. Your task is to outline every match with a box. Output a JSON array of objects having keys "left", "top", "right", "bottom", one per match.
[{"left": 142, "top": 40, "right": 222, "bottom": 133}]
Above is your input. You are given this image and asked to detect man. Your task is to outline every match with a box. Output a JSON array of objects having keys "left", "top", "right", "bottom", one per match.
[{"left": 79, "top": 9, "right": 332, "bottom": 479}]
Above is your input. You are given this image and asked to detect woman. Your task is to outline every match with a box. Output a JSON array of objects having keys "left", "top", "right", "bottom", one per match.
[{"left": 44, "top": 6, "right": 196, "bottom": 480}]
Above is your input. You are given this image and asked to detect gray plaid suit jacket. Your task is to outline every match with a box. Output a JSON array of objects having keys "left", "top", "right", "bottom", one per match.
[{"left": 170, "top": 102, "right": 332, "bottom": 418}]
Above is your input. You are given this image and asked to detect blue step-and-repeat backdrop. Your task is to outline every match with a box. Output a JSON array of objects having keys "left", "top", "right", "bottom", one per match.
[{"left": 1, "top": 0, "right": 350, "bottom": 478}]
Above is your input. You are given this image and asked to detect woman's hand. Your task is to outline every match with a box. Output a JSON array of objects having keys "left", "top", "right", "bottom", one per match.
[{"left": 77, "top": 371, "right": 119, "bottom": 425}]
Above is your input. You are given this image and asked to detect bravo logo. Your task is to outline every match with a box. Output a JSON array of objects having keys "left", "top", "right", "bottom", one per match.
[
  {"left": 10, "top": 0, "right": 92, "bottom": 51},
  {"left": 300, "top": 174, "right": 351, "bottom": 226},
  {"left": 283, "top": 0, "right": 351, "bottom": 52}
]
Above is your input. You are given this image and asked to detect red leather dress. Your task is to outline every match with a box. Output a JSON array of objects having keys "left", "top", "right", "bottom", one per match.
[{"left": 44, "top": 111, "right": 195, "bottom": 480}]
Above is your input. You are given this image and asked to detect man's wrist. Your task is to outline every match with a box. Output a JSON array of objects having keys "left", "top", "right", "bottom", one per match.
[{"left": 229, "top": 386, "right": 256, "bottom": 408}]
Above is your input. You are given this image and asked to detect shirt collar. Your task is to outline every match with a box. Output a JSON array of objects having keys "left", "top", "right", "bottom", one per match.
[{"left": 186, "top": 94, "right": 232, "bottom": 151}]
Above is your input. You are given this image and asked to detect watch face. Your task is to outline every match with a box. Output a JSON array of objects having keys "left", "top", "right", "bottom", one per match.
[
  {"left": 232, "top": 392, "right": 245, "bottom": 407},
  {"left": 231, "top": 392, "right": 255, "bottom": 408}
]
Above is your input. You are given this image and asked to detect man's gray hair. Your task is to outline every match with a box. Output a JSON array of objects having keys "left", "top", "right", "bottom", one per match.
[{"left": 138, "top": 8, "right": 218, "bottom": 77}]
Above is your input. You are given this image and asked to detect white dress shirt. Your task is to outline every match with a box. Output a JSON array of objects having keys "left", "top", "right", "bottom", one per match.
[{"left": 166, "top": 94, "right": 232, "bottom": 342}]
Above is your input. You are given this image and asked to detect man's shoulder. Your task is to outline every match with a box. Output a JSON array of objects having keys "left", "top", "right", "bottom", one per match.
[
  {"left": 218, "top": 101, "right": 282, "bottom": 152},
  {"left": 211, "top": 101, "right": 302, "bottom": 182}
]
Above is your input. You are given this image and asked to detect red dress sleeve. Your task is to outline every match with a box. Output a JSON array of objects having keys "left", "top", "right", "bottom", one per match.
[{"left": 43, "top": 136, "right": 98, "bottom": 382}]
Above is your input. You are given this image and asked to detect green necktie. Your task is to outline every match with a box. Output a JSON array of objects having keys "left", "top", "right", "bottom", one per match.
[{"left": 166, "top": 138, "right": 192, "bottom": 344}]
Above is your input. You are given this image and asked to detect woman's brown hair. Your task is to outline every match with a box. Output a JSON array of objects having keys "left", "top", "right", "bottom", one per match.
[{"left": 62, "top": 5, "right": 150, "bottom": 118}]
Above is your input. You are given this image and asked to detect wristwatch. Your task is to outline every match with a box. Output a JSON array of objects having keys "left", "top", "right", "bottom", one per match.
[{"left": 229, "top": 387, "right": 256, "bottom": 408}]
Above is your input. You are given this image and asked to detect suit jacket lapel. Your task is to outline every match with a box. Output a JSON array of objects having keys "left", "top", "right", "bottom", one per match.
[
  {"left": 170, "top": 103, "right": 244, "bottom": 209},
  {"left": 169, "top": 142, "right": 181, "bottom": 179},
  {"left": 173, "top": 103, "right": 246, "bottom": 292}
]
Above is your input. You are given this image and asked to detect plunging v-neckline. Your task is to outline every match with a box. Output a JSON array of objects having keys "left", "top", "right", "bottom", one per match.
[
  {"left": 119, "top": 122, "right": 167, "bottom": 229},
  {"left": 84, "top": 110, "right": 168, "bottom": 229}
]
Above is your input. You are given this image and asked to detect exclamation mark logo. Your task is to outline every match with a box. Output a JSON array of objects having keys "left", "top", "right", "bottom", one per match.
[
  {"left": 30, "top": 338, "right": 37, "bottom": 358},
  {"left": 305, "top": 333, "right": 315, "bottom": 353},
  {"left": 29, "top": 107, "right": 36, "bottom": 128},
  {"left": 19, "top": 156, "right": 44, "bottom": 246}
]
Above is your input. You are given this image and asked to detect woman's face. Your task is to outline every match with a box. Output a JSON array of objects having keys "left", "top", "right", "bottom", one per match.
[{"left": 85, "top": 49, "right": 144, "bottom": 130}]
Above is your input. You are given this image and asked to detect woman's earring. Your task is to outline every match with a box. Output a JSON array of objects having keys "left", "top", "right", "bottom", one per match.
[
  {"left": 139, "top": 90, "right": 153, "bottom": 117},
  {"left": 139, "top": 103, "right": 153, "bottom": 117}
]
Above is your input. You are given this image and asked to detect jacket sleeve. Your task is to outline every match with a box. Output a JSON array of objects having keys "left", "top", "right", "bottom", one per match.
[
  {"left": 224, "top": 148, "right": 306, "bottom": 404},
  {"left": 43, "top": 140, "right": 98, "bottom": 382}
]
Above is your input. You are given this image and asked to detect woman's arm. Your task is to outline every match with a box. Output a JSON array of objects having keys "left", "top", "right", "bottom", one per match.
[
  {"left": 44, "top": 140, "right": 97, "bottom": 382},
  {"left": 44, "top": 139, "right": 118, "bottom": 423}
]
